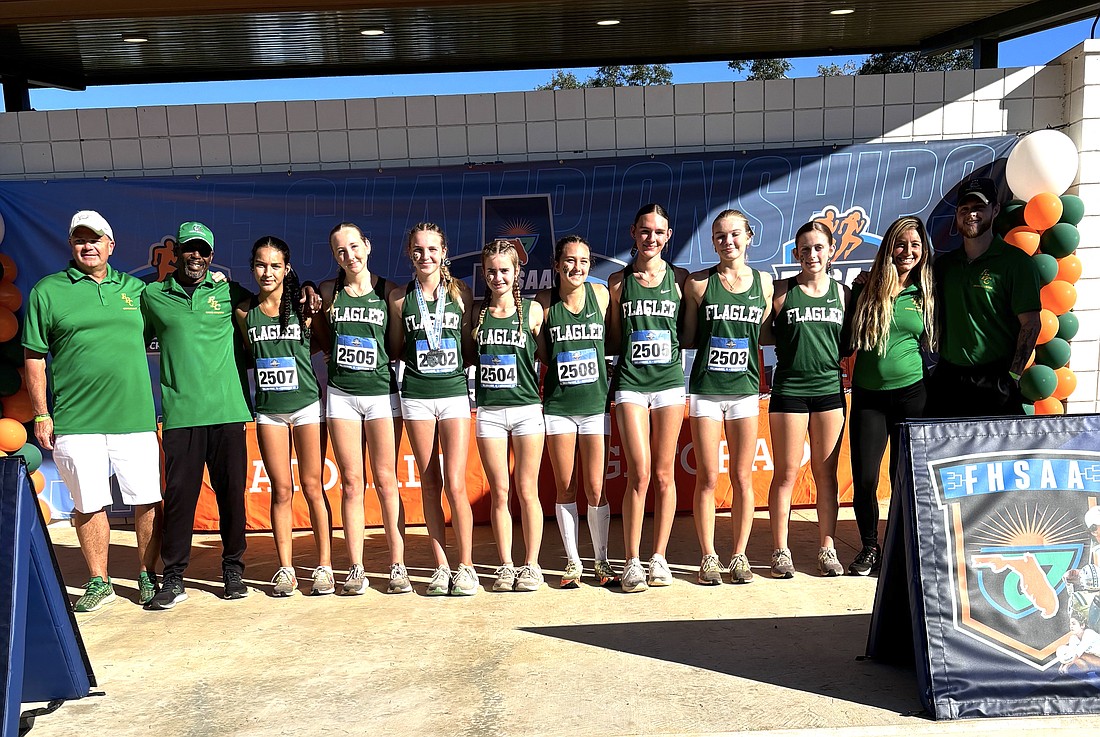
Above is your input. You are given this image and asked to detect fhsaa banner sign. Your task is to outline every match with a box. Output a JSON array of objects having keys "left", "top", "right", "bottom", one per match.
[{"left": 871, "top": 416, "right": 1100, "bottom": 720}]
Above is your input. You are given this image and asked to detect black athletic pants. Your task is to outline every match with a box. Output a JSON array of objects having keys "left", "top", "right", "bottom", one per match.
[
  {"left": 849, "top": 380, "right": 927, "bottom": 548},
  {"left": 160, "top": 423, "right": 248, "bottom": 580},
  {"left": 924, "top": 359, "right": 1024, "bottom": 418}
]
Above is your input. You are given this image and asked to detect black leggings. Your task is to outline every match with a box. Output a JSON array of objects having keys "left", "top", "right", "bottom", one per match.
[{"left": 849, "top": 380, "right": 926, "bottom": 548}]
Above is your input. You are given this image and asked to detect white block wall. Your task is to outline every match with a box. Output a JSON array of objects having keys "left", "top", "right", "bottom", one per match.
[{"left": 0, "top": 44, "right": 1096, "bottom": 412}]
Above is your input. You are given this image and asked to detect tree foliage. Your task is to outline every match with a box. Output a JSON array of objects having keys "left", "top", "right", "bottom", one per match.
[
  {"left": 536, "top": 64, "right": 672, "bottom": 90},
  {"left": 818, "top": 60, "right": 858, "bottom": 77},
  {"left": 727, "top": 58, "right": 793, "bottom": 81},
  {"left": 856, "top": 49, "right": 974, "bottom": 75}
]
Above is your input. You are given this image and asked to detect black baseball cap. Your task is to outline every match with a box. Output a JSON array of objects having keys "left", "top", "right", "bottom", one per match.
[{"left": 957, "top": 177, "right": 998, "bottom": 205}]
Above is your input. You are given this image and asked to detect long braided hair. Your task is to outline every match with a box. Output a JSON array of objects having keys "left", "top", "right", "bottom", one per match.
[
  {"left": 850, "top": 215, "right": 936, "bottom": 354},
  {"left": 328, "top": 221, "right": 370, "bottom": 320},
  {"left": 251, "top": 235, "right": 307, "bottom": 344},
  {"left": 406, "top": 222, "right": 462, "bottom": 303},
  {"left": 476, "top": 239, "right": 523, "bottom": 340}
]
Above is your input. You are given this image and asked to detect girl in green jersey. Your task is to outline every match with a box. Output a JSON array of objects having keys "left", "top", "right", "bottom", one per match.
[
  {"left": 386, "top": 223, "right": 479, "bottom": 596},
  {"left": 608, "top": 204, "right": 690, "bottom": 593},
  {"left": 681, "top": 210, "right": 773, "bottom": 586},
  {"left": 234, "top": 236, "right": 332, "bottom": 596},
  {"left": 474, "top": 240, "right": 547, "bottom": 592},
  {"left": 535, "top": 236, "right": 618, "bottom": 589},
  {"left": 846, "top": 216, "right": 934, "bottom": 576},
  {"left": 765, "top": 221, "right": 851, "bottom": 579},
  {"left": 315, "top": 223, "right": 411, "bottom": 595}
]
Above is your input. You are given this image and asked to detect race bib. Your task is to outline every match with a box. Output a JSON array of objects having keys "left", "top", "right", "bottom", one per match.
[
  {"left": 336, "top": 335, "right": 378, "bottom": 371},
  {"left": 256, "top": 357, "right": 299, "bottom": 392},
  {"left": 707, "top": 336, "right": 749, "bottom": 373},
  {"left": 629, "top": 330, "right": 672, "bottom": 365},
  {"left": 556, "top": 348, "right": 599, "bottom": 386},
  {"left": 415, "top": 338, "right": 459, "bottom": 374},
  {"left": 480, "top": 354, "right": 518, "bottom": 389}
]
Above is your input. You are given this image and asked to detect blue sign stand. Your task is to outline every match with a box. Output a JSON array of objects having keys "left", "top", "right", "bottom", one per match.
[
  {"left": 0, "top": 457, "right": 93, "bottom": 737},
  {"left": 869, "top": 415, "right": 1100, "bottom": 719}
]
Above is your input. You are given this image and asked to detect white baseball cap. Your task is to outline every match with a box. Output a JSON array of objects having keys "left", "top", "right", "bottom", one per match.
[{"left": 69, "top": 210, "right": 114, "bottom": 241}]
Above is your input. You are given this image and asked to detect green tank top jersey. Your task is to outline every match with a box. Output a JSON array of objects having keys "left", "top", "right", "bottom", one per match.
[
  {"left": 852, "top": 283, "right": 926, "bottom": 392},
  {"left": 543, "top": 283, "right": 609, "bottom": 416},
  {"left": 327, "top": 278, "right": 397, "bottom": 397},
  {"left": 245, "top": 303, "right": 321, "bottom": 415},
  {"left": 400, "top": 281, "right": 467, "bottom": 400},
  {"left": 689, "top": 268, "right": 766, "bottom": 397},
  {"left": 475, "top": 299, "right": 540, "bottom": 409},
  {"left": 616, "top": 265, "right": 684, "bottom": 393},
  {"left": 772, "top": 278, "right": 845, "bottom": 397}
]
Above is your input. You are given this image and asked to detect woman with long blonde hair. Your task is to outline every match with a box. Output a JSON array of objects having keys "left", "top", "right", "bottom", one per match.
[
  {"left": 846, "top": 215, "right": 934, "bottom": 575},
  {"left": 474, "top": 239, "right": 547, "bottom": 592},
  {"left": 387, "top": 222, "right": 478, "bottom": 596}
]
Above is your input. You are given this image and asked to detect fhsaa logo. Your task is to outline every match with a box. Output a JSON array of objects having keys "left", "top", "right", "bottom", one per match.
[
  {"left": 929, "top": 450, "right": 1100, "bottom": 670},
  {"left": 774, "top": 205, "right": 879, "bottom": 286}
]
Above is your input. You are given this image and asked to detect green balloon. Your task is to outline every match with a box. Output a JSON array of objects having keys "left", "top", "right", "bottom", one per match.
[
  {"left": 1060, "top": 195, "right": 1085, "bottom": 226},
  {"left": 1033, "top": 253, "right": 1059, "bottom": 285},
  {"left": 994, "top": 200, "right": 1027, "bottom": 237},
  {"left": 1057, "top": 312, "right": 1079, "bottom": 341},
  {"left": 1023, "top": 403, "right": 1036, "bottom": 416},
  {"left": 1020, "top": 364, "right": 1058, "bottom": 401},
  {"left": 1036, "top": 337, "right": 1072, "bottom": 369},
  {"left": 1040, "top": 222, "right": 1080, "bottom": 258},
  {"left": 11, "top": 442, "right": 41, "bottom": 473},
  {"left": 0, "top": 364, "right": 19, "bottom": 397}
]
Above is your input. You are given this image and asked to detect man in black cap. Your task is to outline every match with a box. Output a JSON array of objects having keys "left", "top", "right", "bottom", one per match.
[{"left": 926, "top": 177, "right": 1041, "bottom": 417}]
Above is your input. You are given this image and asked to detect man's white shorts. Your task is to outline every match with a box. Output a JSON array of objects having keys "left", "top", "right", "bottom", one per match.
[
  {"left": 401, "top": 395, "right": 471, "bottom": 422},
  {"left": 614, "top": 387, "right": 686, "bottom": 410},
  {"left": 256, "top": 400, "right": 324, "bottom": 427},
  {"left": 544, "top": 413, "right": 610, "bottom": 436},
  {"left": 53, "top": 432, "right": 162, "bottom": 514},
  {"left": 326, "top": 386, "right": 401, "bottom": 422},
  {"left": 475, "top": 404, "right": 545, "bottom": 438},
  {"left": 689, "top": 394, "right": 760, "bottom": 421}
]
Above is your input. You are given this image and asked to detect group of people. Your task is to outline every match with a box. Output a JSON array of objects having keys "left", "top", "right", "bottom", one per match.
[{"left": 25, "top": 173, "right": 1041, "bottom": 609}]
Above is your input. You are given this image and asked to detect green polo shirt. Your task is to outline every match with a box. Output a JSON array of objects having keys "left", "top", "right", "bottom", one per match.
[
  {"left": 22, "top": 263, "right": 157, "bottom": 435},
  {"left": 934, "top": 240, "right": 1041, "bottom": 367},
  {"left": 851, "top": 283, "right": 926, "bottom": 391},
  {"left": 142, "top": 273, "right": 253, "bottom": 429}
]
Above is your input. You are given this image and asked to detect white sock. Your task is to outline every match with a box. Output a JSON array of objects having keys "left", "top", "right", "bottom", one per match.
[
  {"left": 555, "top": 503, "right": 581, "bottom": 563},
  {"left": 587, "top": 503, "right": 610, "bottom": 560}
]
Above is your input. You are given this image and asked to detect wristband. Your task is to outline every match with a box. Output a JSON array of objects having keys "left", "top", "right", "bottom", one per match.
[
  {"left": 33, "top": 413, "right": 50, "bottom": 423},
  {"left": 1009, "top": 371, "right": 1021, "bottom": 382}
]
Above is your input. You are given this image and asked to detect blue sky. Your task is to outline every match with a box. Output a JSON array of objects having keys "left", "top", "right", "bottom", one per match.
[{"left": 30, "top": 18, "right": 1096, "bottom": 110}]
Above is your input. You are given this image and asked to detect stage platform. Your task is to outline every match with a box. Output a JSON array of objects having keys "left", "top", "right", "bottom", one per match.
[{"left": 22, "top": 504, "right": 1100, "bottom": 736}]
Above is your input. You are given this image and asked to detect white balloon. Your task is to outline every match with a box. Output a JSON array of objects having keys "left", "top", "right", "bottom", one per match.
[{"left": 1005, "top": 130, "right": 1079, "bottom": 200}]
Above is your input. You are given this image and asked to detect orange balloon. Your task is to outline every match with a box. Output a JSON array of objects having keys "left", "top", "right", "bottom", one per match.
[
  {"left": 1024, "top": 192, "right": 1064, "bottom": 232},
  {"left": 37, "top": 495, "right": 51, "bottom": 523},
  {"left": 1004, "top": 227, "right": 1041, "bottom": 256},
  {"left": 1034, "top": 396, "right": 1065, "bottom": 415},
  {"left": 30, "top": 469, "right": 44, "bottom": 494},
  {"left": 1057, "top": 254, "right": 1082, "bottom": 284},
  {"left": 1025, "top": 351, "right": 1036, "bottom": 370},
  {"left": 1037, "top": 309, "right": 1058, "bottom": 344},
  {"left": 1041, "top": 280, "right": 1077, "bottom": 315},
  {"left": 0, "top": 254, "right": 15, "bottom": 284},
  {"left": 1054, "top": 366, "right": 1078, "bottom": 401},
  {"left": 0, "top": 308, "right": 15, "bottom": 343},
  {"left": 0, "top": 417, "right": 26, "bottom": 452},
  {"left": 0, "top": 282, "right": 20, "bottom": 312},
  {"left": 1, "top": 390, "right": 33, "bottom": 423}
]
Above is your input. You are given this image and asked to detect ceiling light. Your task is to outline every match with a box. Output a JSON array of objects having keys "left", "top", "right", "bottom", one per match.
[
  {"left": 596, "top": 19, "right": 620, "bottom": 26},
  {"left": 829, "top": 8, "right": 855, "bottom": 14},
  {"left": 123, "top": 37, "right": 148, "bottom": 43},
  {"left": 360, "top": 28, "right": 385, "bottom": 36}
]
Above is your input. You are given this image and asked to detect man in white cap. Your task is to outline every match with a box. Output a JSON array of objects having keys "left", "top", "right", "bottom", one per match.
[{"left": 23, "top": 210, "right": 162, "bottom": 612}]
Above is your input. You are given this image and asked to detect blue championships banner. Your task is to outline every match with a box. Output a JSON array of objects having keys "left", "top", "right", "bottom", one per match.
[{"left": 0, "top": 136, "right": 1017, "bottom": 517}]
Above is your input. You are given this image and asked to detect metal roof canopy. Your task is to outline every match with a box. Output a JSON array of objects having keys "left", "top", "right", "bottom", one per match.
[{"left": 0, "top": 0, "right": 1097, "bottom": 110}]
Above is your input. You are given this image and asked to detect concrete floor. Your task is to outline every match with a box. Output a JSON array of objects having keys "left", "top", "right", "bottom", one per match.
[{"left": 21, "top": 505, "right": 1100, "bottom": 736}]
